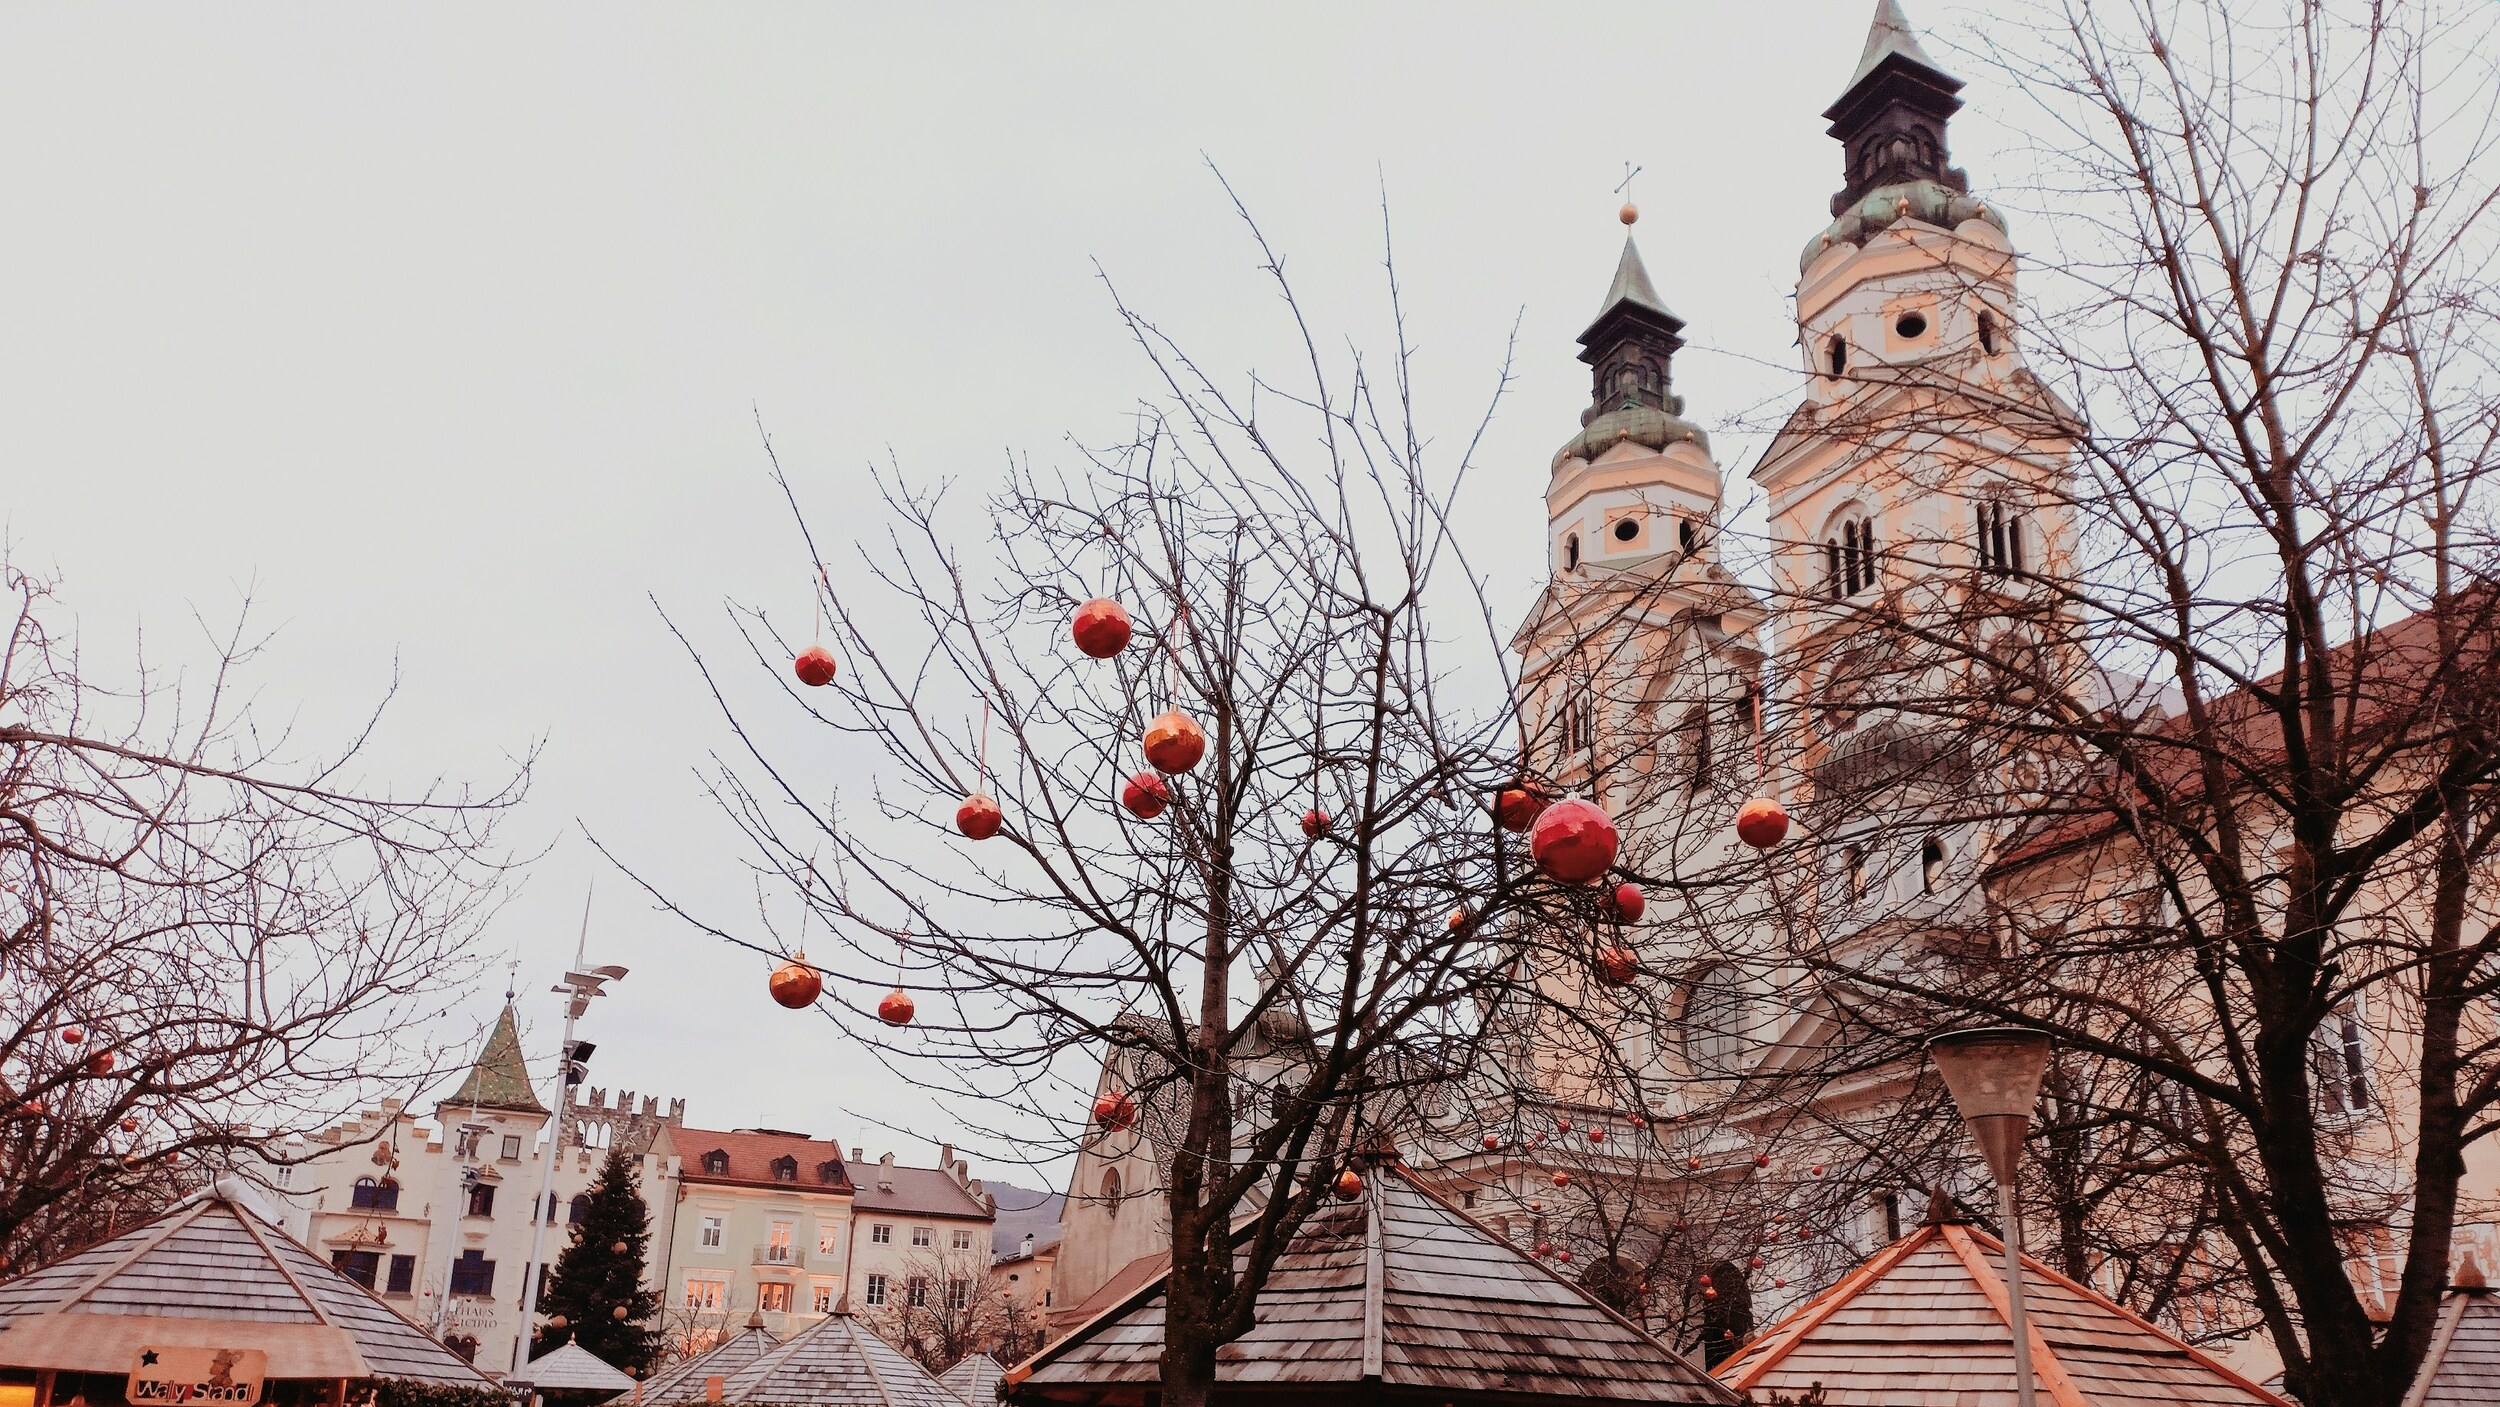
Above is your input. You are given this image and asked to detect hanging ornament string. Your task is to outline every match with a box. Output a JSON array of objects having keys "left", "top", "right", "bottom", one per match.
[{"left": 978, "top": 697, "right": 992, "bottom": 794}]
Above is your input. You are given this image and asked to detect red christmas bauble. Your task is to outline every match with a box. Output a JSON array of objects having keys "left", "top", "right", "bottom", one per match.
[
  {"left": 1774, "top": 1277, "right": 1788, "bottom": 1289},
  {"left": 1481, "top": 1134, "right": 1501, "bottom": 1150},
  {"left": 1120, "top": 772, "right": 1171, "bottom": 819},
  {"left": 768, "top": 958, "right": 823, "bottom": 1010},
  {"left": 1588, "top": 1128, "right": 1606, "bottom": 1144},
  {"left": 1749, "top": 1256, "right": 1765, "bottom": 1269},
  {"left": 1143, "top": 711, "right": 1207, "bottom": 774},
  {"left": 87, "top": 1051, "right": 114, "bottom": 1077},
  {"left": 1609, "top": 882, "right": 1646, "bottom": 923},
  {"left": 1811, "top": 1164, "right": 1826, "bottom": 1177},
  {"left": 1557, "top": 1118, "right": 1572, "bottom": 1133},
  {"left": 877, "top": 988, "right": 916, "bottom": 1026},
  {"left": 612, "top": 1305, "right": 629, "bottom": 1320},
  {"left": 59, "top": 1026, "right": 83, "bottom": 1046},
  {"left": 1754, "top": 1153, "right": 1772, "bottom": 1168},
  {"left": 1735, "top": 795, "right": 1790, "bottom": 849},
  {"left": 1530, "top": 799, "right": 1619, "bottom": 885},
  {"left": 120, "top": 1117, "right": 138, "bottom": 1133},
  {"left": 1551, "top": 1171, "right": 1571, "bottom": 1188},
  {"left": 1556, "top": 1249, "right": 1572, "bottom": 1263},
  {"left": 1672, "top": 1218, "right": 1687, "bottom": 1232},
  {"left": 1687, "top": 1157, "right": 1702, "bottom": 1170},
  {"left": 1534, "top": 1241, "right": 1551, "bottom": 1257},
  {"left": 1628, "top": 1115, "right": 1648, "bottom": 1129},
  {"left": 956, "top": 793, "right": 1003, "bottom": 840},
  {"left": 1300, "top": 809, "right": 1330, "bottom": 839},
  {"left": 1071, "top": 599, "right": 1133, "bottom": 659},
  {"left": 1529, "top": 1199, "right": 1544, "bottom": 1213},
  {"left": 1493, "top": 785, "right": 1549, "bottom": 833},
  {"left": 1594, "top": 945, "right": 1638, "bottom": 987},
  {"left": 1093, "top": 1090, "right": 1136, "bottom": 1131},
  {"left": 1447, "top": 907, "right": 1468, "bottom": 931},
  {"left": 794, "top": 644, "right": 838, "bottom": 688},
  {"left": 1332, "top": 1169, "right": 1365, "bottom": 1202},
  {"left": 17, "top": 1101, "right": 43, "bottom": 1119}
]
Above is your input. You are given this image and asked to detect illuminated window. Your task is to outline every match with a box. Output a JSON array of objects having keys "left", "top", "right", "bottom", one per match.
[
  {"left": 683, "top": 1277, "right": 725, "bottom": 1311},
  {"left": 865, "top": 1274, "right": 888, "bottom": 1307},
  {"left": 757, "top": 1282, "right": 792, "bottom": 1313}
]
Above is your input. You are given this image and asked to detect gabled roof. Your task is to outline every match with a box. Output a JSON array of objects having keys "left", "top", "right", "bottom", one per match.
[
  {"left": 717, "top": 1312, "right": 960, "bottom": 1407},
  {"left": 940, "top": 1353, "right": 1005, "bottom": 1404},
  {"left": 1716, "top": 1219, "right": 2289, "bottom": 1406},
  {"left": 679, "top": 1128, "right": 854, "bottom": 1194},
  {"left": 851, "top": 1164, "right": 989, "bottom": 1221},
  {"left": 443, "top": 1003, "right": 547, "bottom": 1115},
  {"left": 525, "top": 1341, "right": 636, "bottom": 1397},
  {"left": 2402, "top": 1266, "right": 2500, "bottom": 1407},
  {"left": 1008, "top": 1162, "right": 1733, "bottom": 1404},
  {"left": 643, "top": 1323, "right": 781, "bottom": 1403},
  {"left": 0, "top": 1178, "right": 491, "bottom": 1385}
]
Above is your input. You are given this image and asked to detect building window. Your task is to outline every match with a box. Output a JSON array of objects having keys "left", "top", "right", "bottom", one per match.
[
  {"left": 769, "top": 1222, "right": 793, "bottom": 1262},
  {"left": 1826, "top": 334, "right": 1848, "bottom": 377},
  {"left": 951, "top": 1229, "right": 975, "bottom": 1252},
  {"left": 907, "top": 1276, "right": 929, "bottom": 1309},
  {"left": 771, "top": 1155, "right": 798, "bottom": 1183},
  {"left": 465, "top": 1183, "right": 495, "bottom": 1219},
  {"left": 816, "top": 1159, "right": 843, "bottom": 1185},
  {"left": 871, "top": 1224, "right": 893, "bottom": 1245},
  {"left": 1678, "top": 518, "right": 1699, "bottom": 555},
  {"left": 758, "top": 1282, "right": 792, "bottom": 1313},
  {"left": 819, "top": 1223, "right": 842, "bottom": 1255},
  {"left": 1101, "top": 1169, "right": 1123, "bottom": 1219},
  {"left": 1557, "top": 694, "right": 1596, "bottom": 759},
  {"left": 947, "top": 1279, "right": 970, "bottom": 1311},
  {"left": 911, "top": 1227, "right": 933, "bottom": 1249},
  {"left": 1844, "top": 845, "right": 1868, "bottom": 903},
  {"left": 500, "top": 1135, "right": 522, "bottom": 1161},
  {"left": 1683, "top": 707, "right": 1714, "bottom": 792},
  {"left": 567, "top": 1194, "right": 590, "bottom": 1225},
  {"left": 386, "top": 1254, "right": 416, "bottom": 1295},
  {"left": 449, "top": 1250, "right": 496, "bottom": 1298},
  {"left": 700, "top": 1216, "right": 724, "bottom": 1249},
  {"left": 684, "top": 1277, "right": 725, "bottom": 1311},
  {"left": 2318, "top": 1003, "right": 2374, "bottom": 1115},
  {"left": 350, "top": 1178, "right": 400, "bottom": 1212},
  {"left": 1563, "top": 533, "right": 1581, "bottom": 572},
  {"left": 331, "top": 1250, "right": 381, "bottom": 1289},
  {"left": 1977, "top": 309, "right": 2001, "bottom": 356},
  {"left": 702, "top": 1150, "right": 729, "bottom": 1175},
  {"left": 813, "top": 1284, "right": 834, "bottom": 1314},
  {"left": 1922, "top": 836, "right": 1946, "bottom": 894},
  {"left": 271, "top": 1165, "right": 294, "bottom": 1188},
  {"left": 1680, "top": 966, "right": 1755, "bottom": 1074},
  {"left": 865, "top": 1274, "right": 889, "bottom": 1307},
  {"left": 1826, "top": 517, "right": 1876, "bottom": 598},
  {"left": 1977, "top": 500, "right": 2026, "bottom": 575}
]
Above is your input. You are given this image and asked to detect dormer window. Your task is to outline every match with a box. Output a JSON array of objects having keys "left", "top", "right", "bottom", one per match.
[
  {"left": 816, "top": 1159, "right": 843, "bottom": 1185},
  {"left": 702, "top": 1150, "right": 729, "bottom": 1176},
  {"left": 1825, "top": 517, "right": 1876, "bottom": 598},
  {"left": 771, "top": 1155, "right": 798, "bottom": 1183},
  {"left": 1977, "top": 501, "right": 2026, "bottom": 575}
]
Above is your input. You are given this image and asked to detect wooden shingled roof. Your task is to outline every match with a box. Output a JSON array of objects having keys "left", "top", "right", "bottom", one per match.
[
  {"left": 714, "top": 1312, "right": 961, "bottom": 1407},
  {"left": 0, "top": 1178, "right": 491, "bottom": 1386},
  {"left": 939, "top": 1353, "right": 1004, "bottom": 1404},
  {"left": 2401, "top": 1263, "right": 2500, "bottom": 1407},
  {"left": 1005, "top": 1163, "right": 1734, "bottom": 1406},
  {"left": 524, "top": 1342, "right": 637, "bottom": 1397},
  {"left": 1716, "top": 1219, "right": 2290, "bottom": 1406},
  {"left": 644, "top": 1322, "right": 782, "bottom": 1403}
]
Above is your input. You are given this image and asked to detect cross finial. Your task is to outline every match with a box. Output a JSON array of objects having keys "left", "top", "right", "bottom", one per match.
[{"left": 1615, "top": 162, "right": 1643, "bottom": 225}]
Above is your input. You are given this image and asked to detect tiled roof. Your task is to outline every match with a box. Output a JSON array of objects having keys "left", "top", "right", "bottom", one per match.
[
  {"left": 443, "top": 1004, "right": 547, "bottom": 1115},
  {"left": 680, "top": 1128, "right": 854, "bottom": 1194},
  {"left": 644, "top": 1325, "right": 780, "bottom": 1403},
  {"left": 1008, "top": 1163, "right": 1733, "bottom": 1404},
  {"left": 524, "top": 1342, "right": 636, "bottom": 1396},
  {"left": 0, "top": 1179, "right": 491, "bottom": 1385},
  {"left": 852, "top": 1166, "right": 989, "bottom": 1221},
  {"left": 2404, "top": 1284, "right": 2500, "bottom": 1407},
  {"left": 939, "top": 1353, "right": 1004, "bottom": 1404},
  {"left": 1717, "top": 1220, "right": 2290, "bottom": 1406},
  {"left": 717, "top": 1312, "right": 960, "bottom": 1407}
]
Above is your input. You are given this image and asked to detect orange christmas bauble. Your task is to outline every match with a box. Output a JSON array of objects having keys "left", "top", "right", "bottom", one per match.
[
  {"left": 1736, "top": 795, "right": 1790, "bottom": 849},
  {"left": 1143, "top": 711, "right": 1207, "bottom": 774},
  {"left": 1595, "top": 945, "right": 1638, "bottom": 987},
  {"left": 768, "top": 957, "right": 823, "bottom": 1010},
  {"left": 794, "top": 645, "right": 838, "bottom": 688},
  {"left": 1609, "top": 882, "right": 1646, "bottom": 923},
  {"left": 1493, "top": 785, "right": 1548, "bottom": 833},
  {"left": 87, "top": 1051, "right": 114, "bottom": 1077},
  {"left": 956, "top": 793, "right": 1003, "bottom": 840},
  {"left": 1070, "top": 599, "right": 1133, "bottom": 659},
  {"left": 1530, "top": 799, "right": 1618, "bottom": 884},
  {"left": 1120, "top": 772, "right": 1170, "bottom": 819},
  {"left": 1092, "top": 1090, "right": 1136, "bottom": 1131},
  {"left": 877, "top": 987, "right": 916, "bottom": 1026},
  {"left": 1332, "top": 1168, "right": 1365, "bottom": 1202}
]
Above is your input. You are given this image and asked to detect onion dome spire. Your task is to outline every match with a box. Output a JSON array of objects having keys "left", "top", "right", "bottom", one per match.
[
  {"left": 1576, "top": 237, "right": 1685, "bottom": 425},
  {"left": 1802, "top": 0, "right": 2006, "bottom": 267}
]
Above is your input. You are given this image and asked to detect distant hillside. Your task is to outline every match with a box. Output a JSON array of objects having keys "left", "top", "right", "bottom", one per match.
[{"left": 989, "top": 1182, "right": 1065, "bottom": 1259}]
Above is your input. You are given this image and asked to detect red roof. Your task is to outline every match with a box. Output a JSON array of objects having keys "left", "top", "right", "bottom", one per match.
[
  {"left": 1717, "top": 1220, "right": 2288, "bottom": 1406},
  {"left": 678, "top": 1127, "right": 853, "bottom": 1193}
]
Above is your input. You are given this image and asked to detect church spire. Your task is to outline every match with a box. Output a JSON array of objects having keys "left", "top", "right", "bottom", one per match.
[
  {"left": 1575, "top": 236, "right": 1686, "bottom": 426},
  {"left": 1822, "top": 0, "right": 1968, "bottom": 216},
  {"left": 442, "top": 1001, "right": 547, "bottom": 1115}
]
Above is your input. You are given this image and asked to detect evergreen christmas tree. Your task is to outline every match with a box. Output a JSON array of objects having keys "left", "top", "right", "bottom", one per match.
[{"left": 530, "top": 1147, "right": 662, "bottom": 1375}]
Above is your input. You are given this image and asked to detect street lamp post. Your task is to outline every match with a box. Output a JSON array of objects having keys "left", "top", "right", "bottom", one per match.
[
  {"left": 1927, "top": 1026, "right": 2054, "bottom": 1407},
  {"left": 510, "top": 962, "right": 627, "bottom": 1377}
]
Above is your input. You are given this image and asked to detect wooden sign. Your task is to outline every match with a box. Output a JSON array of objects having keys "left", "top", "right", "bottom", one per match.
[{"left": 128, "top": 1346, "right": 268, "bottom": 1406}]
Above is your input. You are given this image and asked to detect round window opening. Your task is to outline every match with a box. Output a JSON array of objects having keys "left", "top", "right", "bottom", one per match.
[
  {"left": 1612, "top": 518, "right": 1641, "bottom": 543},
  {"left": 1894, "top": 312, "right": 1929, "bottom": 339}
]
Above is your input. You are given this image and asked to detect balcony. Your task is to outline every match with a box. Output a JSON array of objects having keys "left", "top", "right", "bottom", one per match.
[{"left": 752, "top": 1244, "right": 806, "bottom": 1269}]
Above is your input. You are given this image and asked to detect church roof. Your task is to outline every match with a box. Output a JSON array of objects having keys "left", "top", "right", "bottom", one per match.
[
  {"left": 525, "top": 1341, "right": 637, "bottom": 1397},
  {"left": 1008, "top": 1162, "right": 1733, "bottom": 1405},
  {"left": 1843, "top": 0, "right": 1950, "bottom": 92},
  {"left": 1715, "top": 1218, "right": 2289, "bottom": 1406},
  {"left": 643, "top": 1323, "right": 782, "bottom": 1403},
  {"left": 1595, "top": 237, "right": 1675, "bottom": 324},
  {"left": 0, "top": 1178, "right": 491, "bottom": 1385},
  {"left": 442, "top": 1003, "right": 546, "bottom": 1115},
  {"left": 718, "top": 1312, "right": 960, "bottom": 1407},
  {"left": 2405, "top": 1267, "right": 2500, "bottom": 1406}
]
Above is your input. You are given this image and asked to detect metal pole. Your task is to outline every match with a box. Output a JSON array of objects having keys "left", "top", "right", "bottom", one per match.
[
  {"left": 432, "top": 1095, "right": 483, "bottom": 1339},
  {"left": 511, "top": 996, "right": 578, "bottom": 1375},
  {"left": 1997, "top": 1178, "right": 2038, "bottom": 1407}
]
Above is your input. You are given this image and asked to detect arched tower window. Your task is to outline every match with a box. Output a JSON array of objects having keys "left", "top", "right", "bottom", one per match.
[
  {"left": 1825, "top": 517, "right": 1876, "bottom": 598},
  {"left": 1100, "top": 1168, "right": 1123, "bottom": 1219},
  {"left": 1977, "top": 309, "right": 2001, "bottom": 356},
  {"left": 1921, "top": 836, "right": 1946, "bottom": 894},
  {"left": 1679, "top": 966, "right": 1754, "bottom": 1074},
  {"left": 1563, "top": 533, "right": 1580, "bottom": 572},
  {"left": 1977, "top": 501, "right": 2025, "bottom": 576},
  {"left": 1825, "top": 334, "right": 1849, "bottom": 377},
  {"left": 1677, "top": 519, "right": 1699, "bottom": 554}
]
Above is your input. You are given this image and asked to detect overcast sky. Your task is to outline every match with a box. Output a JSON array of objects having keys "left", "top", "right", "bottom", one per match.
[{"left": 0, "top": 2, "right": 2029, "bottom": 1192}]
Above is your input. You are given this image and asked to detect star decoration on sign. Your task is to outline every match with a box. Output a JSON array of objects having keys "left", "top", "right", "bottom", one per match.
[{"left": 140, "top": 1351, "right": 159, "bottom": 1366}]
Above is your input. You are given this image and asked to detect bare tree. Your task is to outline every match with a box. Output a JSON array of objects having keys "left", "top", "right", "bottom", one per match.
[
  {"left": 863, "top": 1245, "right": 1007, "bottom": 1372},
  {"left": 0, "top": 561, "right": 528, "bottom": 1268},
  {"left": 626, "top": 191, "right": 1606, "bottom": 1407}
]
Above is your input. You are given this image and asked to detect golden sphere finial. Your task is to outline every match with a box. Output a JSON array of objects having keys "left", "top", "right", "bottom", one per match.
[{"left": 1619, "top": 202, "right": 1639, "bottom": 226}]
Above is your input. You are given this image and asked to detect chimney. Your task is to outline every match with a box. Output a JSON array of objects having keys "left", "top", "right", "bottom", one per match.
[
  {"left": 852, "top": 1146, "right": 864, "bottom": 1163},
  {"left": 879, "top": 1151, "right": 895, "bottom": 1193},
  {"left": 940, "top": 1142, "right": 955, "bottom": 1169},
  {"left": 1022, "top": 1233, "right": 1035, "bottom": 1255}
]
